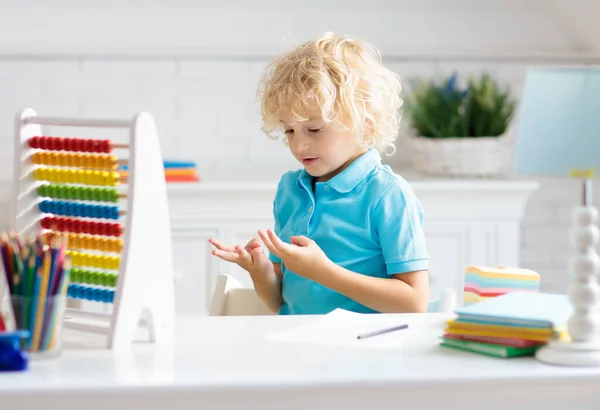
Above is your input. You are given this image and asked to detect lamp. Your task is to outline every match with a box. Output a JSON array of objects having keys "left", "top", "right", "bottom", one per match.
[{"left": 514, "top": 67, "right": 600, "bottom": 366}]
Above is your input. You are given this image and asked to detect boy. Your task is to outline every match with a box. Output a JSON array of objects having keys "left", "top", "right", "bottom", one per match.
[{"left": 209, "top": 32, "right": 429, "bottom": 315}]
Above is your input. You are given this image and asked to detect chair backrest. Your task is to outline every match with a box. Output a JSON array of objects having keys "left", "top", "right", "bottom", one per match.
[
  {"left": 427, "top": 288, "right": 456, "bottom": 313},
  {"left": 209, "top": 274, "right": 457, "bottom": 316},
  {"left": 209, "top": 274, "right": 274, "bottom": 316}
]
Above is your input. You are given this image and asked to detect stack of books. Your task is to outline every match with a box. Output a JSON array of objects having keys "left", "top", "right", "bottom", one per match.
[
  {"left": 463, "top": 266, "right": 540, "bottom": 306},
  {"left": 441, "top": 292, "right": 572, "bottom": 358},
  {"left": 119, "top": 160, "right": 200, "bottom": 183}
]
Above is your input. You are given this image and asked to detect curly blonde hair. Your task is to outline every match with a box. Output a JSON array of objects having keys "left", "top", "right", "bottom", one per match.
[{"left": 257, "top": 32, "right": 403, "bottom": 155}]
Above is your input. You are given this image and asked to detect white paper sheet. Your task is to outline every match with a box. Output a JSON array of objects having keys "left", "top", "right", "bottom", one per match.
[{"left": 264, "top": 309, "right": 412, "bottom": 349}]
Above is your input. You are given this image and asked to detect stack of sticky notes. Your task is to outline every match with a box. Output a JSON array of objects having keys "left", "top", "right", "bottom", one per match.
[
  {"left": 463, "top": 266, "right": 540, "bottom": 306},
  {"left": 441, "top": 292, "right": 572, "bottom": 358},
  {"left": 119, "top": 160, "right": 200, "bottom": 183}
]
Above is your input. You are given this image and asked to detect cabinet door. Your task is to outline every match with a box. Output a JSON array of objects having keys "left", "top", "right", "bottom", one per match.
[
  {"left": 425, "top": 221, "right": 517, "bottom": 307},
  {"left": 424, "top": 223, "right": 468, "bottom": 305},
  {"left": 171, "top": 226, "right": 219, "bottom": 317}
]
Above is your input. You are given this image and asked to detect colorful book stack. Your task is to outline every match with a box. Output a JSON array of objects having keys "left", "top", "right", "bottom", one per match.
[
  {"left": 119, "top": 160, "right": 200, "bottom": 183},
  {"left": 463, "top": 266, "right": 540, "bottom": 306},
  {"left": 441, "top": 292, "right": 572, "bottom": 358}
]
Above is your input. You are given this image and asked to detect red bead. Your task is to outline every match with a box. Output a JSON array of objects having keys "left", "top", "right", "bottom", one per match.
[
  {"left": 40, "top": 217, "right": 50, "bottom": 229},
  {"left": 39, "top": 136, "right": 48, "bottom": 149},
  {"left": 54, "top": 137, "right": 64, "bottom": 151},
  {"left": 59, "top": 217, "right": 67, "bottom": 232},
  {"left": 29, "top": 136, "right": 39, "bottom": 148}
]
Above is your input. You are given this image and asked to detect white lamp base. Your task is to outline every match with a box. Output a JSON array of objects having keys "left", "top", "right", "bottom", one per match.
[
  {"left": 535, "top": 180, "right": 600, "bottom": 367},
  {"left": 536, "top": 339, "right": 600, "bottom": 366}
]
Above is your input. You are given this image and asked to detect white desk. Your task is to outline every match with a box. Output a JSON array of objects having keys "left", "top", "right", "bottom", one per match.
[{"left": 1, "top": 313, "right": 599, "bottom": 410}]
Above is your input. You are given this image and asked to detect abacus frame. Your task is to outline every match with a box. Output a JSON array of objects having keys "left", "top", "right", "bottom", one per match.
[{"left": 9, "top": 108, "right": 175, "bottom": 350}]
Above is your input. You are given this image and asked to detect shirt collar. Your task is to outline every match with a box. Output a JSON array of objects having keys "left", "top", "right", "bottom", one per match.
[{"left": 298, "top": 148, "right": 381, "bottom": 193}]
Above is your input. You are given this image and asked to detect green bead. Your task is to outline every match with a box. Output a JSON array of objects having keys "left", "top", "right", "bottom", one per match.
[
  {"left": 74, "top": 186, "right": 83, "bottom": 200},
  {"left": 110, "top": 189, "right": 119, "bottom": 203},
  {"left": 72, "top": 268, "right": 82, "bottom": 283}
]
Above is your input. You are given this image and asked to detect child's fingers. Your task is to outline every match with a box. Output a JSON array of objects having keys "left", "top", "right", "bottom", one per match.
[
  {"left": 290, "top": 235, "right": 313, "bottom": 247},
  {"left": 211, "top": 248, "right": 239, "bottom": 263},
  {"left": 209, "top": 238, "right": 235, "bottom": 252},
  {"left": 267, "top": 230, "right": 294, "bottom": 255},
  {"left": 258, "top": 230, "right": 280, "bottom": 257},
  {"left": 244, "top": 237, "right": 263, "bottom": 253},
  {"left": 235, "top": 245, "right": 252, "bottom": 266},
  {"left": 250, "top": 246, "right": 265, "bottom": 263}
]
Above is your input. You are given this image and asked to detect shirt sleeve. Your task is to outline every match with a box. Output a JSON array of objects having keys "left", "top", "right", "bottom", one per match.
[
  {"left": 268, "top": 177, "right": 283, "bottom": 264},
  {"left": 372, "top": 183, "right": 429, "bottom": 275}
]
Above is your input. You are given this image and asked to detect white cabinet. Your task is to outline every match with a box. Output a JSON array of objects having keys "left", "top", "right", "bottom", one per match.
[{"left": 167, "top": 177, "right": 539, "bottom": 316}]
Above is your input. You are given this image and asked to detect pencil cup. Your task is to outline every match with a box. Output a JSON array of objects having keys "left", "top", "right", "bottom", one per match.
[{"left": 10, "top": 294, "right": 66, "bottom": 359}]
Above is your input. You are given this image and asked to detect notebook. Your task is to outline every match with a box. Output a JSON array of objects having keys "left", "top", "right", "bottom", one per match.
[
  {"left": 454, "top": 292, "right": 573, "bottom": 328},
  {"left": 440, "top": 337, "right": 541, "bottom": 358}
]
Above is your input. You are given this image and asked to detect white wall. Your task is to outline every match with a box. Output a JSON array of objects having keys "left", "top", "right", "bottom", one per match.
[{"left": 0, "top": 0, "right": 598, "bottom": 293}]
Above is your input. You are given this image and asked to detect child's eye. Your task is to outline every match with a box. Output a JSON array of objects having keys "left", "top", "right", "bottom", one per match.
[
  {"left": 284, "top": 129, "right": 294, "bottom": 135},
  {"left": 308, "top": 128, "right": 322, "bottom": 134}
]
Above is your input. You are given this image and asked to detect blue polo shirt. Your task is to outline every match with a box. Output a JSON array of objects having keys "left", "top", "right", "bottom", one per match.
[{"left": 269, "top": 148, "right": 429, "bottom": 315}]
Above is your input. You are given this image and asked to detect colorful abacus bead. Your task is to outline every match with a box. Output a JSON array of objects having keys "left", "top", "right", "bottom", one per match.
[
  {"left": 70, "top": 268, "right": 118, "bottom": 287},
  {"left": 33, "top": 167, "right": 121, "bottom": 187},
  {"left": 32, "top": 152, "right": 120, "bottom": 170},
  {"left": 37, "top": 184, "right": 121, "bottom": 203},
  {"left": 39, "top": 200, "right": 121, "bottom": 220},
  {"left": 59, "top": 233, "right": 123, "bottom": 253},
  {"left": 29, "top": 136, "right": 112, "bottom": 153},
  {"left": 67, "top": 250, "right": 120, "bottom": 270},
  {"left": 41, "top": 216, "right": 123, "bottom": 237},
  {"left": 68, "top": 284, "right": 115, "bottom": 303}
]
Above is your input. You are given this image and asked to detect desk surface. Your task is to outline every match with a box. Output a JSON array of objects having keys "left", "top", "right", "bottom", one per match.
[{"left": 1, "top": 313, "right": 599, "bottom": 410}]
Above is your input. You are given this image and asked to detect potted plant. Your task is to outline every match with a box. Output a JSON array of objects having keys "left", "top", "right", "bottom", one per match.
[{"left": 402, "top": 72, "right": 516, "bottom": 177}]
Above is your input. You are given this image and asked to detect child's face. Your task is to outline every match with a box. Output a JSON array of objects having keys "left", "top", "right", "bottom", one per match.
[{"left": 281, "top": 108, "right": 366, "bottom": 182}]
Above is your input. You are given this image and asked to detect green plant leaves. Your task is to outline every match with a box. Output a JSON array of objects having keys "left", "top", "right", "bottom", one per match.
[{"left": 403, "top": 72, "right": 516, "bottom": 138}]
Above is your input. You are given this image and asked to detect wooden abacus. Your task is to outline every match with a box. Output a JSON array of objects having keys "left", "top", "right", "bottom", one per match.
[{"left": 8, "top": 108, "right": 175, "bottom": 350}]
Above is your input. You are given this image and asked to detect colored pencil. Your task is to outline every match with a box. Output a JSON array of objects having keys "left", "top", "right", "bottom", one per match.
[
  {"left": 44, "top": 260, "right": 72, "bottom": 351},
  {"left": 31, "top": 247, "right": 52, "bottom": 351}
]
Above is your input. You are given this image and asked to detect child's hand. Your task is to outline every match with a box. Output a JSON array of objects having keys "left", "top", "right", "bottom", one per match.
[
  {"left": 208, "top": 237, "right": 274, "bottom": 282},
  {"left": 258, "top": 229, "right": 332, "bottom": 281}
]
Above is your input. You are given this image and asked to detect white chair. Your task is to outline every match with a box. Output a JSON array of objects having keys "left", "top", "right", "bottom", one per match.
[{"left": 209, "top": 273, "right": 457, "bottom": 316}]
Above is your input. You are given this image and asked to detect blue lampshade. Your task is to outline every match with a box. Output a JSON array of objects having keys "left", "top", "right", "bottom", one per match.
[{"left": 514, "top": 67, "right": 600, "bottom": 177}]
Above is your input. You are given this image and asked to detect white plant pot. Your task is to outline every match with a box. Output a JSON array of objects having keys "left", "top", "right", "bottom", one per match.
[{"left": 407, "top": 134, "right": 512, "bottom": 177}]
